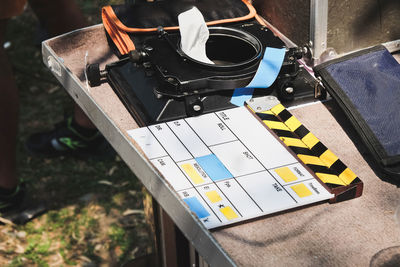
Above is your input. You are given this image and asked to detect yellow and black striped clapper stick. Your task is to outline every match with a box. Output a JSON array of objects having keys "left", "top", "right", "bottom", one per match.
[{"left": 246, "top": 96, "right": 363, "bottom": 203}]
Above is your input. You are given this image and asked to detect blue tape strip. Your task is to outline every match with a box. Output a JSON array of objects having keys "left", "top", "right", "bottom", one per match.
[
  {"left": 230, "top": 47, "right": 286, "bottom": 106},
  {"left": 196, "top": 154, "right": 233, "bottom": 181},
  {"left": 247, "top": 47, "right": 286, "bottom": 88},
  {"left": 184, "top": 197, "right": 210, "bottom": 218},
  {"left": 230, "top": 87, "right": 255, "bottom": 106}
]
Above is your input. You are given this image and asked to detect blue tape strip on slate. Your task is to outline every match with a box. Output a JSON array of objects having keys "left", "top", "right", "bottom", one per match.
[
  {"left": 230, "top": 87, "right": 255, "bottom": 106},
  {"left": 183, "top": 197, "right": 210, "bottom": 218},
  {"left": 230, "top": 47, "right": 286, "bottom": 106},
  {"left": 196, "top": 154, "right": 233, "bottom": 181}
]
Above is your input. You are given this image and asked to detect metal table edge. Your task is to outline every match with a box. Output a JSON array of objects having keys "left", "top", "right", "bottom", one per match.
[{"left": 41, "top": 36, "right": 237, "bottom": 267}]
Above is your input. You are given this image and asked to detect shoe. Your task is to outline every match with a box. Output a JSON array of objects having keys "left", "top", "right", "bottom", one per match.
[
  {"left": 25, "top": 116, "right": 115, "bottom": 159},
  {"left": 0, "top": 183, "right": 47, "bottom": 225},
  {"left": 0, "top": 183, "right": 25, "bottom": 214}
]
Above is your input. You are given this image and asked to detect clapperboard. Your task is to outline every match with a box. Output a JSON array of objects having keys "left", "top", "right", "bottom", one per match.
[{"left": 128, "top": 97, "right": 363, "bottom": 229}]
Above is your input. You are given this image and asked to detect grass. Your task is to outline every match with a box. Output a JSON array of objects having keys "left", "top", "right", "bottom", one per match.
[{"left": 2, "top": 1, "right": 154, "bottom": 266}]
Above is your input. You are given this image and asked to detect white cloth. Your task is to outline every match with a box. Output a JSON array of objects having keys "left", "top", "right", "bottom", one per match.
[{"left": 178, "top": 7, "right": 214, "bottom": 64}]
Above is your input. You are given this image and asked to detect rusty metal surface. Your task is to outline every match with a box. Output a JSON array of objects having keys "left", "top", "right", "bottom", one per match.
[
  {"left": 255, "top": 0, "right": 400, "bottom": 56},
  {"left": 328, "top": 0, "right": 400, "bottom": 54},
  {"left": 253, "top": 0, "right": 310, "bottom": 47}
]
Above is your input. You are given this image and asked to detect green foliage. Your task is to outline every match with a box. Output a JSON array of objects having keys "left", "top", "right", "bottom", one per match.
[{"left": 9, "top": 237, "right": 51, "bottom": 267}]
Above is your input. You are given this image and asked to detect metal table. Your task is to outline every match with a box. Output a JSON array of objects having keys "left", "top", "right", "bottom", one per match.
[{"left": 42, "top": 24, "right": 400, "bottom": 266}]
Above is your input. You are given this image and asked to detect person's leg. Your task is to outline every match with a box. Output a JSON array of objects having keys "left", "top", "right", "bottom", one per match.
[
  {"left": 28, "top": 0, "right": 86, "bottom": 38},
  {"left": 0, "top": 19, "right": 19, "bottom": 190},
  {"left": 25, "top": 0, "right": 114, "bottom": 158},
  {"left": 74, "top": 106, "right": 96, "bottom": 129},
  {"left": 29, "top": 0, "right": 96, "bottom": 129}
]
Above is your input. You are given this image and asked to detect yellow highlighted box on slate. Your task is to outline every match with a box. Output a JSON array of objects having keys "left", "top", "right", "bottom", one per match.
[
  {"left": 205, "top": 190, "right": 222, "bottom": 203},
  {"left": 275, "top": 167, "right": 298, "bottom": 182},
  {"left": 220, "top": 206, "right": 239, "bottom": 220},
  {"left": 291, "top": 183, "right": 313, "bottom": 198},
  {"left": 181, "top": 163, "right": 205, "bottom": 185}
]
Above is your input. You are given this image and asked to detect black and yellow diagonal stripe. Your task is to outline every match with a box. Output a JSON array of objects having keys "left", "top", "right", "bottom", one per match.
[
  {"left": 251, "top": 103, "right": 362, "bottom": 200},
  {"left": 267, "top": 104, "right": 361, "bottom": 187},
  {"left": 256, "top": 110, "right": 349, "bottom": 188},
  {"left": 248, "top": 99, "right": 363, "bottom": 202}
]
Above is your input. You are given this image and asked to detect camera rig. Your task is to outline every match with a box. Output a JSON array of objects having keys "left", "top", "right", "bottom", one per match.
[{"left": 87, "top": 22, "right": 308, "bottom": 125}]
